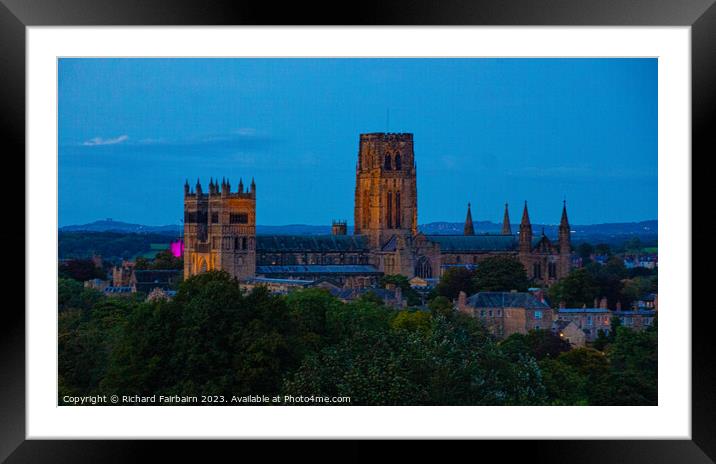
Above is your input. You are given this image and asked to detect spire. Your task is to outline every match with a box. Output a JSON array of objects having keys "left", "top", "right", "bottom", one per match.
[
  {"left": 238, "top": 178, "right": 244, "bottom": 193},
  {"left": 184, "top": 179, "right": 190, "bottom": 195},
  {"left": 501, "top": 202, "right": 511, "bottom": 235},
  {"left": 463, "top": 202, "right": 475, "bottom": 236},
  {"left": 250, "top": 177, "right": 256, "bottom": 193},
  {"left": 521, "top": 201, "right": 531, "bottom": 226},
  {"left": 195, "top": 178, "right": 202, "bottom": 194},
  {"left": 560, "top": 199, "right": 569, "bottom": 228}
]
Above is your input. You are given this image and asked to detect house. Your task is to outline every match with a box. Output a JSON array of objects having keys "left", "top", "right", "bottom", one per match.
[
  {"left": 552, "top": 320, "right": 586, "bottom": 347},
  {"left": 612, "top": 309, "right": 657, "bottom": 331},
  {"left": 457, "top": 291, "right": 553, "bottom": 339},
  {"left": 240, "top": 277, "right": 315, "bottom": 295},
  {"left": 554, "top": 307, "right": 612, "bottom": 342}
]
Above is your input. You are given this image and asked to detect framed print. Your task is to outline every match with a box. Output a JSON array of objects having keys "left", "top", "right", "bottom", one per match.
[{"left": 3, "top": 0, "right": 714, "bottom": 460}]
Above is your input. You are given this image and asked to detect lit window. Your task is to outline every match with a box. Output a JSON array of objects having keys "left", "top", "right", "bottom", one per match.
[{"left": 534, "top": 311, "right": 542, "bottom": 319}]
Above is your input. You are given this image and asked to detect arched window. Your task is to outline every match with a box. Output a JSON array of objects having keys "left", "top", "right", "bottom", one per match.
[
  {"left": 387, "top": 191, "right": 393, "bottom": 228},
  {"left": 395, "top": 153, "right": 402, "bottom": 170},
  {"left": 395, "top": 191, "right": 401, "bottom": 228},
  {"left": 384, "top": 154, "right": 392, "bottom": 170},
  {"left": 362, "top": 190, "right": 370, "bottom": 229},
  {"left": 415, "top": 256, "right": 433, "bottom": 279}
]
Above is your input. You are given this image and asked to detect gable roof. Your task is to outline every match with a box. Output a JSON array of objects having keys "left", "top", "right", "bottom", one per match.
[
  {"left": 424, "top": 234, "right": 518, "bottom": 252},
  {"left": 466, "top": 292, "right": 550, "bottom": 309},
  {"left": 256, "top": 235, "right": 369, "bottom": 253}
]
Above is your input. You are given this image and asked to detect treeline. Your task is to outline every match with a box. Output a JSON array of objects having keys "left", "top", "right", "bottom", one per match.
[
  {"left": 59, "top": 231, "right": 176, "bottom": 260},
  {"left": 59, "top": 271, "right": 656, "bottom": 406}
]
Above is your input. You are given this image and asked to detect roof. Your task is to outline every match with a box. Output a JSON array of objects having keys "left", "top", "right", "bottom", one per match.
[
  {"left": 104, "top": 286, "right": 133, "bottom": 294},
  {"left": 613, "top": 310, "right": 657, "bottom": 316},
  {"left": 328, "top": 287, "right": 400, "bottom": 301},
  {"left": 466, "top": 292, "right": 550, "bottom": 309},
  {"left": 256, "top": 264, "right": 382, "bottom": 275},
  {"left": 134, "top": 269, "right": 181, "bottom": 284},
  {"left": 558, "top": 308, "right": 611, "bottom": 314},
  {"left": 553, "top": 320, "right": 576, "bottom": 331},
  {"left": 424, "top": 234, "right": 518, "bottom": 252},
  {"left": 256, "top": 235, "right": 369, "bottom": 253},
  {"left": 243, "top": 277, "right": 315, "bottom": 285}
]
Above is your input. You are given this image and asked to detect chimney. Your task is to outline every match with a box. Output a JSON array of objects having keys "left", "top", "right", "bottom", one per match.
[
  {"left": 599, "top": 297, "right": 608, "bottom": 309},
  {"left": 395, "top": 286, "right": 402, "bottom": 305},
  {"left": 559, "top": 301, "right": 566, "bottom": 309},
  {"left": 616, "top": 301, "right": 622, "bottom": 311},
  {"left": 593, "top": 297, "right": 599, "bottom": 308}
]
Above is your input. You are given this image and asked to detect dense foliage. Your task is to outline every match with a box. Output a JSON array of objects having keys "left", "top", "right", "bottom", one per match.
[
  {"left": 59, "top": 231, "right": 176, "bottom": 260},
  {"left": 59, "top": 271, "right": 656, "bottom": 406}
]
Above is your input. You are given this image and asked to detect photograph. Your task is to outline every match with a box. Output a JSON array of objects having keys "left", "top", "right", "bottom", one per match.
[{"left": 56, "top": 57, "right": 658, "bottom": 407}]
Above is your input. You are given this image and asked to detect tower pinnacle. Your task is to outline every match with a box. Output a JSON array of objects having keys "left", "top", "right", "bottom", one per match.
[
  {"left": 502, "top": 202, "right": 511, "bottom": 235},
  {"left": 464, "top": 202, "right": 475, "bottom": 236}
]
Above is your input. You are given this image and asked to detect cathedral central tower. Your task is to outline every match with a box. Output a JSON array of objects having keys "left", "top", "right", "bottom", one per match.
[{"left": 354, "top": 133, "right": 418, "bottom": 248}]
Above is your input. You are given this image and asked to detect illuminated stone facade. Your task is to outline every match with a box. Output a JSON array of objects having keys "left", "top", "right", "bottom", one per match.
[{"left": 183, "top": 132, "right": 572, "bottom": 286}]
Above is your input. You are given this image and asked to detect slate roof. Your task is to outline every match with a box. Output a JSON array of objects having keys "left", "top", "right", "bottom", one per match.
[
  {"left": 256, "top": 265, "right": 382, "bottom": 275},
  {"left": 466, "top": 292, "right": 550, "bottom": 309},
  {"left": 424, "top": 234, "right": 518, "bottom": 252},
  {"left": 134, "top": 269, "right": 181, "bottom": 284},
  {"left": 328, "top": 287, "right": 398, "bottom": 301},
  {"left": 558, "top": 308, "right": 612, "bottom": 314},
  {"left": 612, "top": 310, "right": 657, "bottom": 316},
  {"left": 256, "top": 235, "right": 369, "bottom": 253}
]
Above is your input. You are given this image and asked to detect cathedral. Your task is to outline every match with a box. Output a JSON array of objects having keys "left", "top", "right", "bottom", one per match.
[{"left": 183, "top": 132, "right": 572, "bottom": 287}]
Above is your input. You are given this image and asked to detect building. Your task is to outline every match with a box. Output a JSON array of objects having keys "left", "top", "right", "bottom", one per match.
[
  {"left": 183, "top": 133, "right": 572, "bottom": 286},
  {"left": 239, "top": 277, "right": 315, "bottom": 295},
  {"left": 554, "top": 307, "right": 612, "bottom": 342},
  {"left": 456, "top": 291, "right": 554, "bottom": 338},
  {"left": 612, "top": 309, "right": 657, "bottom": 331},
  {"left": 552, "top": 319, "right": 587, "bottom": 347}
]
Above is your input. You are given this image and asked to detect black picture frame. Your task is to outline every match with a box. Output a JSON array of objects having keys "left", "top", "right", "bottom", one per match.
[{"left": 2, "top": 0, "right": 711, "bottom": 461}]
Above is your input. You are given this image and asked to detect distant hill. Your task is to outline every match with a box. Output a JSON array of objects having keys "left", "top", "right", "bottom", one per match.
[
  {"left": 60, "top": 219, "right": 657, "bottom": 242},
  {"left": 60, "top": 219, "right": 182, "bottom": 235}
]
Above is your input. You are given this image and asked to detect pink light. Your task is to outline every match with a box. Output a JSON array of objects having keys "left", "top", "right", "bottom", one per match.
[{"left": 170, "top": 239, "right": 184, "bottom": 258}]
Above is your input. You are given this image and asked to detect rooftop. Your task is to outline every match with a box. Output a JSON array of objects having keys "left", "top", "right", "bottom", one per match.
[
  {"left": 256, "top": 235, "right": 369, "bottom": 253},
  {"left": 466, "top": 292, "right": 550, "bottom": 309},
  {"left": 256, "top": 264, "right": 382, "bottom": 275}
]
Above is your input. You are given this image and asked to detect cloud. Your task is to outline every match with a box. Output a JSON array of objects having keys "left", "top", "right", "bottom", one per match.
[{"left": 83, "top": 135, "right": 129, "bottom": 146}]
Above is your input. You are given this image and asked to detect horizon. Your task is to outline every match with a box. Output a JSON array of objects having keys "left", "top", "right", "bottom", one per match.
[{"left": 59, "top": 58, "right": 657, "bottom": 227}]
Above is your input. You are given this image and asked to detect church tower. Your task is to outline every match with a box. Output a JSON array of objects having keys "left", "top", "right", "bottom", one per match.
[
  {"left": 464, "top": 203, "right": 475, "bottom": 235},
  {"left": 354, "top": 133, "right": 418, "bottom": 248},
  {"left": 183, "top": 177, "right": 256, "bottom": 281}
]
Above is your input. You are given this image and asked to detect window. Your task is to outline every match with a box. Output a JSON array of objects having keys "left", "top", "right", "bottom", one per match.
[
  {"left": 384, "top": 154, "right": 392, "bottom": 170},
  {"left": 395, "top": 153, "right": 402, "bottom": 170},
  {"left": 534, "top": 310, "right": 543, "bottom": 320},
  {"left": 387, "top": 191, "right": 393, "bottom": 228},
  {"left": 533, "top": 263, "right": 542, "bottom": 279},
  {"left": 488, "top": 310, "right": 493, "bottom": 317},
  {"left": 548, "top": 262, "right": 556, "bottom": 278},
  {"left": 242, "top": 237, "right": 247, "bottom": 250},
  {"left": 230, "top": 213, "right": 248, "bottom": 224},
  {"left": 211, "top": 212, "right": 219, "bottom": 224},
  {"left": 480, "top": 310, "right": 485, "bottom": 317},
  {"left": 395, "top": 191, "right": 401, "bottom": 228}
]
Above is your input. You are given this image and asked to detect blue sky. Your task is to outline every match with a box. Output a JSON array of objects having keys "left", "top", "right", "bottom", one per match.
[{"left": 58, "top": 58, "right": 657, "bottom": 227}]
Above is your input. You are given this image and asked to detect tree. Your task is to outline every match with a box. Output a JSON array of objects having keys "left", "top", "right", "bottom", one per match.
[
  {"left": 472, "top": 256, "right": 529, "bottom": 292},
  {"left": 548, "top": 268, "right": 599, "bottom": 308},
  {"left": 434, "top": 267, "right": 476, "bottom": 300},
  {"left": 594, "top": 243, "right": 612, "bottom": 256},
  {"left": 500, "top": 330, "right": 571, "bottom": 362},
  {"left": 59, "top": 259, "right": 105, "bottom": 282},
  {"left": 427, "top": 295, "right": 454, "bottom": 317},
  {"left": 151, "top": 250, "right": 184, "bottom": 270}
]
